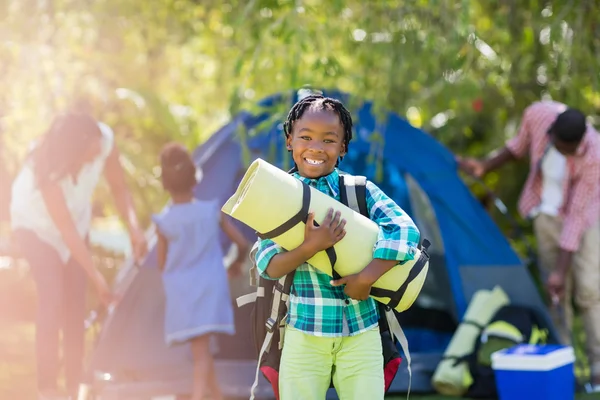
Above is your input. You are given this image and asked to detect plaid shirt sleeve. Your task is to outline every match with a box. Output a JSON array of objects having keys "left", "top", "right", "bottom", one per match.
[
  {"left": 560, "top": 157, "right": 600, "bottom": 252},
  {"left": 365, "top": 181, "right": 421, "bottom": 262},
  {"left": 254, "top": 238, "right": 284, "bottom": 280},
  {"left": 506, "top": 104, "right": 536, "bottom": 159}
]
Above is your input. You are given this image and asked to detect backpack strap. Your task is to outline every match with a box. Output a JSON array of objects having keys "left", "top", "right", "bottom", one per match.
[
  {"left": 339, "top": 172, "right": 414, "bottom": 400},
  {"left": 235, "top": 287, "right": 265, "bottom": 308},
  {"left": 369, "top": 239, "right": 431, "bottom": 310},
  {"left": 339, "top": 173, "right": 369, "bottom": 217},
  {"left": 385, "top": 307, "right": 412, "bottom": 399},
  {"left": 249, "top": 273, "right": 294, "bottom": 400}
]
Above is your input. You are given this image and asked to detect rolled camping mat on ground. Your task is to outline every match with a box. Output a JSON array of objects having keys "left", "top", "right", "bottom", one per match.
[
  {"left": 431, "top": 285, "right": 510, "bottom": 396},
  {"left": 221, "top": 158, "right": 430, "bottom": 313}
]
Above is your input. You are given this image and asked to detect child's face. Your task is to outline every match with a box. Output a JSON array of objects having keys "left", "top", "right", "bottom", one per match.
[{"left": 286, "top": 109, "right": 346, "bottom": 179}]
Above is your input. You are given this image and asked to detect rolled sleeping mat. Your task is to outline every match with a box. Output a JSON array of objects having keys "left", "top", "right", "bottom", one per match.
[
  {"left": 431, "top": 285, "right": 510, "bottom": 396},
  {"left": 221, "top": 158, "right": 430, "bottom": 313}
]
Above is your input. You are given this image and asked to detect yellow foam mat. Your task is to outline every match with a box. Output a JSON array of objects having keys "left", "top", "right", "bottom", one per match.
[
  {"left": 431, "top": 285, "right": 510, "bottom": 396},
  {"left": 221, "top": 158, "right": 429, "bottom": 312}
]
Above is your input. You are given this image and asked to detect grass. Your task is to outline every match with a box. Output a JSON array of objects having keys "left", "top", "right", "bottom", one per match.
[
  {"left": 2, "top": 264, "right": 600, "bottom": 400},
  {"left": 3, "top": 320, "right": 600, "bottom": 400}
]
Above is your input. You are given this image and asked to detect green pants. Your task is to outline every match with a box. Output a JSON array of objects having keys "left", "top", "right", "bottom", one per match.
[{"left": 279, "top": 325, "right": 384, "bottom": 400}]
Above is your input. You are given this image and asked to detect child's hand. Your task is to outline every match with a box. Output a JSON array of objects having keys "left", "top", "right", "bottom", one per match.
[
  {"left": 330, "top": 273, "right": 372, "bottom": 301},
  {"left": 302, "top": 208, "right": 347, "bottom": 255}
]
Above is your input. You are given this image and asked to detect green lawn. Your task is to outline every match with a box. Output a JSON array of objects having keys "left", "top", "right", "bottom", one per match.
[
  {"left": 3, "top": 321, "right": 600, "bottom": 400},
  {"left": 2, "top": 265, "right": 600, "bottom": 400}
]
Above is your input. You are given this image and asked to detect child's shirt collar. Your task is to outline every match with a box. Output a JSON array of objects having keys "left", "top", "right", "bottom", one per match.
[{"left": 292, "top": 168, "right": 340, "bottom": 198}]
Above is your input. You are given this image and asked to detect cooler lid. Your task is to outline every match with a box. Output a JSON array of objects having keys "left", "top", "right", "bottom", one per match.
[{"left": 491, "top": 344, "right": 575, "bottom": 371}]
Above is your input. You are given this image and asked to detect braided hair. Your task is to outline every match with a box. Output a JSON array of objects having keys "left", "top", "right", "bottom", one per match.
[{"left": 283, "top": 94, "right": 353, "bottom": 165}]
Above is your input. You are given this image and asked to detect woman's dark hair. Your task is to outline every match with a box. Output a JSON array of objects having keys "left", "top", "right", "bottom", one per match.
[
  {"left": 159, "top": 142, "right": 197, "bottom": 194},
  {"left": 283, "top": 94, "right": 354, "bottom": 164},
  {"left": 33, "top": 112, "right": 102, "bottom": 187}
]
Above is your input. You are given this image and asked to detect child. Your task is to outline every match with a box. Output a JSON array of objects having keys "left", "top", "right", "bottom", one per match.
[
  {"left": 153, "top": 142, "right": 249, "bottom": 400},
  {"left": 254, "top": 95, "right": 421, "bottom": 400}
]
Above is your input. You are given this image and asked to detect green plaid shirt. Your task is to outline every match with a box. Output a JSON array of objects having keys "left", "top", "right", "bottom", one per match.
[{"left": 255, "top": 168, "right": 420, "bottom": 337}]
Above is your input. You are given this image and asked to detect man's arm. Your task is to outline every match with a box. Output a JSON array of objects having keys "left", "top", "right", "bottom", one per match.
[
  {"left": 481, "top": 105, "right": 535, "bottom": 173},
  {"left": 458, "top": 104, "right": 535, "bottom": 177},
  {"left": 481, "top": 147, "right": 516, "bottom": 175},
  {"left": 502, "top": 104, "right": 536, "bottom": 161}
]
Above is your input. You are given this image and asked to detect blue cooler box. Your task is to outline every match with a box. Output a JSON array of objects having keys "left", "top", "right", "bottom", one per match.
[{"left": 491, "top": 344, "right": 575, "bottom": 400}]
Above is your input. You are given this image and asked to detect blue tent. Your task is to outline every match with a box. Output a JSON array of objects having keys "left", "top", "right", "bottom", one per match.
[{"left": 88, "top": 89, "right": 557, "bottom": 398}]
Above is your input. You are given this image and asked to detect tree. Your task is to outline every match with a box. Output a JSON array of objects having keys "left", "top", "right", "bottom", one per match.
[{"left": 1, "top": 0, "right": 598, "bottom": 236}]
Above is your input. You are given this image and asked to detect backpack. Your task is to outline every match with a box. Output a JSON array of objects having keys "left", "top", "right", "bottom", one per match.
[
  {"left": 235, "top": 170, "right": 430, "bottom": 400},
  {"left": 463, "top": 305, "right": 549, "bottom": 399}
]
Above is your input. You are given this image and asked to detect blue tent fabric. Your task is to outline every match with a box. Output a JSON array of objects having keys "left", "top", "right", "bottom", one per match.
[{"left": 177, "top": 88, "right": 522, "bottom": 318}]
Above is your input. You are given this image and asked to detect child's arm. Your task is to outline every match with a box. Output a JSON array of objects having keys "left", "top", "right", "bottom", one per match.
[
  {"left": 254, "top": 238, "right": 282, "bottom": 280},
  {"left": 156, "top": 228, "right": 167, "bottom": 272},
  {"left": 220, "top": 213, "right": 250, "bottom": 277},
  {"left": 258, "top": 209, "right": 346, "bottom": 279},
  {"left": 261, "top": 241, "right": 316, "bottom": 279},
  {"left": 331, "top": 181, "right": 420, "bottom": 300}
]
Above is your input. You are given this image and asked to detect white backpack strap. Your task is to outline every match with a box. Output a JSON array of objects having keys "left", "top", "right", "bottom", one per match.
[
  {"left": 340, "top": 174, "right": 360, "bottom": 214},
  {"left": 386, "top": 308, "right": 412, "bottom": 400},
  {"left": 248, "top": 241, "right": 261, "bottom": 287},
  {"left": 340, "top": 173, "right": 368, "bottom": 217},
  {"left": 249, "top": 275, "right": 290, "bottom": 400},
  {"left": 236, "top": 286, "right": 265, "bottom": 308}
]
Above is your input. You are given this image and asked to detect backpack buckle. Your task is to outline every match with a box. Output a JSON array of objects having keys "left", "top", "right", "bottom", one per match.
[
  {"left": 274, "top": 281, "right": 286, "bottom": 293},
  {"left": 266, "top": 317, "right": 276, "bottom": 332}
]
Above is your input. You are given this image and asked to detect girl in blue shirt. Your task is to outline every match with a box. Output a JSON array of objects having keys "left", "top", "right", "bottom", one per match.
[{"left": 153, "top": 142, "right": 249, "bottom": 400}]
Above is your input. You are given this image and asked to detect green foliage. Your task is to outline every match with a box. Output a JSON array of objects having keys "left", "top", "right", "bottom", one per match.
[{"left": 0, "top": 0, "right": 599, "bottom": 244}]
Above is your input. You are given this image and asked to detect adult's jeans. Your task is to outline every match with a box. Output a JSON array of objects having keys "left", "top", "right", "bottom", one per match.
[{"left": 14, "top": 229, "right": 87, "bottom": 394}]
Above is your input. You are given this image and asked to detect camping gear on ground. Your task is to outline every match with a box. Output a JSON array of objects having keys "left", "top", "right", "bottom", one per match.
[
  {"left": 491, "top": 344, "right": 575, "bottom": 400},
  {"left": 83, "top": 89, "right": 560, "bottom": 398},
  {"left": 222, "top": 157, "right": 430, "bottom": 313},
  {"left": 463, "top": 171, "right": 594, "bottom": 394},
  {"left": 235, "top": 170, "right": 422, "bottom": 400},
  {"left": 463, "top": 305, "right": 550, "bottom": 398},
  {"left": 431, "top": 286, "right": 509, "bottom": 396}
]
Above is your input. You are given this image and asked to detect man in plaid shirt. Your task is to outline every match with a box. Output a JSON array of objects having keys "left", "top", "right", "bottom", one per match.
[
  {"left": 255, "top": 94, "right": 420, "bottom": 399},
  {"left": 459, "top": 101, "right": 600, "bottom": 389}
]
